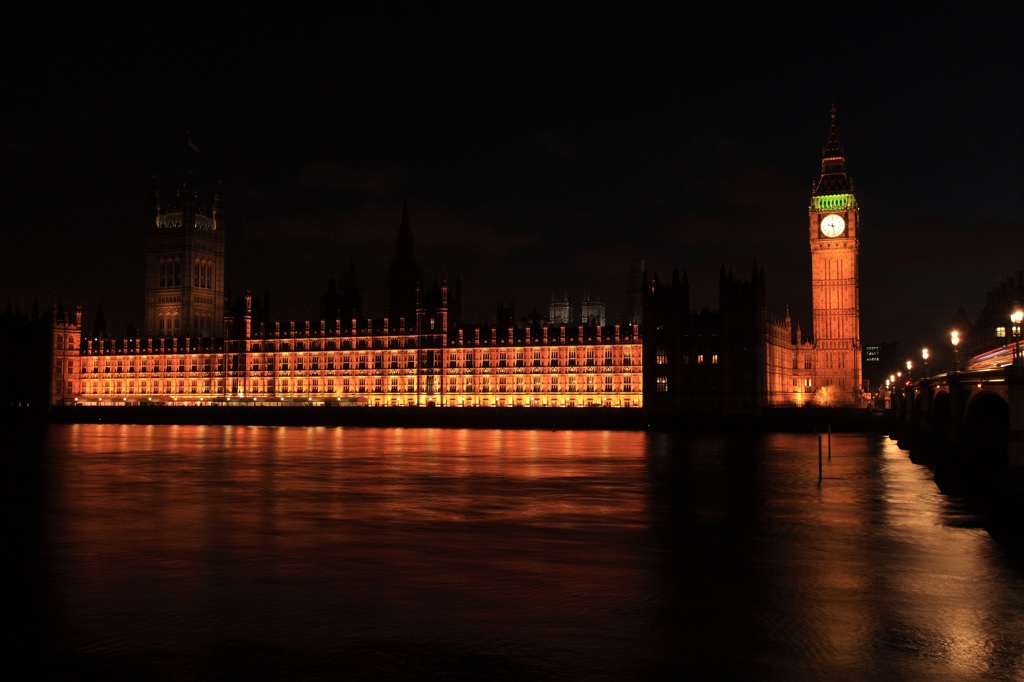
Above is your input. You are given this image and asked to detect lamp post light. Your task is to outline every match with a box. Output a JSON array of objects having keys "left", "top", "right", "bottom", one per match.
[
  {"left": 922, "top": 347, "right": 929, "bottom": 377},
  {"left": 951, "top": 330, "right": 960, "bottom": 372},
  {"left": 1012, "top": 302, "right": 1023, "bottom": 366},
  {"left": 906, "top": 359, "right": 912, "bottom": 380}
]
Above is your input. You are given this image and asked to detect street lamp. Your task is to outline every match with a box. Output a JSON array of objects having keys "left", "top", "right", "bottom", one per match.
[
  {"left": 921, "top": 347, "right": 929, "bottom": 377},
  {"left": 1012, "top": 302, "right": 1023, "bottom": 366},
  {"left": 906, "top": 359, "right": 912, "bottom": 379},
  {"left": 951, "top": 330, "right": 960, "bottom": 372}
]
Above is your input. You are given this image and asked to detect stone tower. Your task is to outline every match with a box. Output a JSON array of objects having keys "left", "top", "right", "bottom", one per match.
[
  {"left": 808, "top": 105, "right": 863, "bottom": 404},
  {"left": 144, "top": 173, "right": 226, "bottom": 338}
]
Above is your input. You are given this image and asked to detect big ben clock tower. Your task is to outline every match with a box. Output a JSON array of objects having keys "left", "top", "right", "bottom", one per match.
[{"left": 809, "top": 105, "right": 863, "bottom": 405}]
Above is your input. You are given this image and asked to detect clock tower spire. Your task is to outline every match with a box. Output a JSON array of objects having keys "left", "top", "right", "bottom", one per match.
[{"left": 808, "top": 104, "right": 863, "bottom": 405}]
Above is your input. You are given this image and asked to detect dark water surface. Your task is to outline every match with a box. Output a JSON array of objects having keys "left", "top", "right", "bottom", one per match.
[{"left": 11, "top": 423, "right": 1024, "bottom": 680}]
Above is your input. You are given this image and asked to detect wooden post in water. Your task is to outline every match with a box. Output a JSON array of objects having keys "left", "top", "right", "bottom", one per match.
[
  {"left": 818, "top": 434, "right": 823, "bottom": 481},
  {"left": 828, "top": 424, "right": 832, "bottom": 461}
]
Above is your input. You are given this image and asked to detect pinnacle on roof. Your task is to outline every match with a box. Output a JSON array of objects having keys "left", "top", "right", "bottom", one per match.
[{"left": 813, "top": 103, "right": 854, "bottom": 196}]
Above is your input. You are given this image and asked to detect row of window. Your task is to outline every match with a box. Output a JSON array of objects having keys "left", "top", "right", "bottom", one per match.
[
  {"left": 156, "top": 257, "right": 215, "bottom": 289},
  {"left": 655, "top": 349, "right": 719, "bottom": 365},
  {"left": 155, "top": 313, "right": 215, "bottom": 336},
  {"left": 73, "top": 348, "right": 640, "bottom": 373},
  {"left": 75, "top": 360, "right": 640, "bottom": 376},
  {"left": 77, "top": 374, "right": 638, "bottom": 396}
]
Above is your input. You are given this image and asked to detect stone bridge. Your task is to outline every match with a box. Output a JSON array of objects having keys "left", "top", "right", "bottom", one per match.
[{"left": 889, "top": 365, "right": 1024, "bottom": 490}]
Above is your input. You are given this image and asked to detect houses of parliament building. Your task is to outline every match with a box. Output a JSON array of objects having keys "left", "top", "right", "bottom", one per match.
[{"left": 34, "top": 110, "right": 864, "bottom": 414}]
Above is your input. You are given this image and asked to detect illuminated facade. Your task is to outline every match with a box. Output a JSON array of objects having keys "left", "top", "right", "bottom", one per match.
[
  {"left": 43, "top": 108, "right": 865, "bottom": 413},
  {"left": 808, "top": 105, "right": 863, "bottom": 404},
  {"left": 51, "top": 302, "right": 643, "bottom": 409},
  {"left": 641, "top": 107, "right": 864, "bottom": 411},
  {"left": 50, "top": 202, "right": 643, "bottom": 409}
]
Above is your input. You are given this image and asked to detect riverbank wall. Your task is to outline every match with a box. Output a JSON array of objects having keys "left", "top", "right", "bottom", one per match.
[{"left": 17, "top": 404, "right": 894, "bottom": 433}]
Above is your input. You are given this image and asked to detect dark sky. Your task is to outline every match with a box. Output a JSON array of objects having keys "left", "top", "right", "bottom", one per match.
[{"left": 3, "top": 6, "right": 1021, "bottom": 369}]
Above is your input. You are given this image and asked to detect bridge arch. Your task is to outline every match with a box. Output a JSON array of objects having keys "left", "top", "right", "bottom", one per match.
[
  {"left": 963, "top": 390, "right": 1009, "bottom": 474},
  {"left": 928, "top": 390, "right": 952, "bottom": 451}
]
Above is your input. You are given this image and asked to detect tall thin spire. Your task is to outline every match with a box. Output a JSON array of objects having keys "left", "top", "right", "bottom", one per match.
[
  {"left": 400, "top": 199, "right": 410, "bottom": 235},
  {"left": 385, "top": 200, "right": 422, "bottom": 325},
  {"left": 813, "top": 103, "right": 853, "bottom": 196}
]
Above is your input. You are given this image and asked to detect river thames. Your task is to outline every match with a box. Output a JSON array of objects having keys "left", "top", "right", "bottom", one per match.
[{"left": 10, "top": 423, "right": 1024, "bottom": 680}]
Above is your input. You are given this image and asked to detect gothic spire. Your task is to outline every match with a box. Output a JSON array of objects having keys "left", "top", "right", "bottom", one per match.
[
  {"left": 385, "top": 200, "right": 422, "bottom": 324},
  {"left": 812, "top": 103, "right": 854, "bottom": 196}
]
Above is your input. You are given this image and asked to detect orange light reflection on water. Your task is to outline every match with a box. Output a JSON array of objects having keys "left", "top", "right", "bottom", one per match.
[{"left": 46, "top": 424, "right": 653, "bottom": 657}]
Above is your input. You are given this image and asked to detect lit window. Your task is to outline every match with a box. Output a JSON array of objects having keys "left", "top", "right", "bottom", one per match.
[
  {"left": 656, "top": 376, "right": 668, "bottom": 392},
  {"left": 996, "top": 326, "right": 1006, "bottom": 338}
]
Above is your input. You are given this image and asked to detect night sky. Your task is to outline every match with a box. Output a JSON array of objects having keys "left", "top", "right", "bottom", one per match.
[{"left": 3, "top": 7, "right": 1021, "bottom": 370}]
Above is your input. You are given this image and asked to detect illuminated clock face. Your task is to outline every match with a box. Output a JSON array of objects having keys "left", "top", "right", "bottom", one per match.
[{"left": 820, "top": 214, "right": 846, "bottom": 238}]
